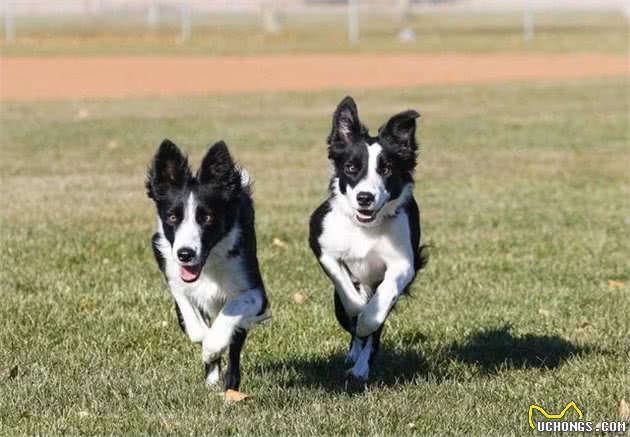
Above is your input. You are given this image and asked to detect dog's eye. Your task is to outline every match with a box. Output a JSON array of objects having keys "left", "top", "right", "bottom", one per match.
[
  {"left": 381, "top": 164, "right": 392, "bottom": 176},
  {"left": 204, "top": 213, "right": 214, "bottom": 224},
  {"left": 345, "top": 163, "right": 359, "bottom": 174},
  {"left": 167, "top": 214, "right": 178, "bottom": 224}
]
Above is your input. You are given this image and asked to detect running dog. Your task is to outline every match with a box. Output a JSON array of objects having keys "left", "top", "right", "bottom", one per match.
[
  {"left": 309, "top": 96, "right": 427, "bottom": 382},
  {"left": 146, "top": 139, "right": 268, "bottom": 390}
]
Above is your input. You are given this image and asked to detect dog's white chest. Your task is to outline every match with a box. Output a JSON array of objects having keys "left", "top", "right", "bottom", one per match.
[
  {"left": 318, "top": 201, "right": 415, "bottom": 289},
  {"left": 319, "top": 209, "right": 404, "bottom": 288},
  {"left": 158, "top": 234, "right": 249, "bottom": 319}
]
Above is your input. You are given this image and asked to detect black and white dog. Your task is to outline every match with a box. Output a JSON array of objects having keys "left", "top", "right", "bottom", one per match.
[
  {"left": 309, "top": 96, "right": 427, "bottom": 382},
  {"left": 146, "top": 139, "right": 268, "bottom": 391}
]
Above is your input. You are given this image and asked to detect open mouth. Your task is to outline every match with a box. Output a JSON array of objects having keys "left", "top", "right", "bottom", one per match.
[
  {"left": 356, "top": 209, "right": 378, "bottom": 224},
  {"left": 179, "top": 263, "right": 203, "bottom": 283}
]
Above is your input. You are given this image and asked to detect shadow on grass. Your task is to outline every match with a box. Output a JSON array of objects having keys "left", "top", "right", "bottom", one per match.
[
  {"left": 272, "top": 347, "right": 431, "bottom": 394},
  {"left": 448, "top": 324, "right": 590, "bottom": 374},
  {"left": 267, "top": 324, "right": 590, "bottom": 392}
]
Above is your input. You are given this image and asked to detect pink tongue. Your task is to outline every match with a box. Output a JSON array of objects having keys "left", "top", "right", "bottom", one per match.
[{"left": 179, "top": 265, "right": 200, "bottom": 282}]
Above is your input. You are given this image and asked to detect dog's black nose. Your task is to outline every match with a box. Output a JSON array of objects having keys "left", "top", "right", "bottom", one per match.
[
  {"left": 177, "top": 248, "right": 196, "bottom": 263},
  {"left": 356, "top": 192, "right": 375, "bottom": 207}
]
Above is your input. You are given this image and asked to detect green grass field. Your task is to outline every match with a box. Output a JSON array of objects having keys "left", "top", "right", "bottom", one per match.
[
  {"left": 1, "top": 77, "right": 628, "bottom": 435},
  {"left": 1, "top": 12, "right": 627, "bottom": 56}
]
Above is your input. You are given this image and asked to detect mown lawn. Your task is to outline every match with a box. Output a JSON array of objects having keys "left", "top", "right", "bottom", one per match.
[
  {"left": 0, "top": 12, "right": 627, "bottom": 56},
  {"left": 0, "top": 78, "right": 628, "bottom": 435}
]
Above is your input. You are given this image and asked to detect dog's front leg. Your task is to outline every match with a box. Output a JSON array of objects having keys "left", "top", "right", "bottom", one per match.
[
  {"left": 173, "top": 293, "right": 209, "bottom": 343},
  {"left": 356, "top": 261, "right": 414, "bottom": 338},
  {"left": 319, "top": 254, "right": 369, "bottom": 316},
  {"left": 202, "top": 288, "right": 265, "bottom": 365}
]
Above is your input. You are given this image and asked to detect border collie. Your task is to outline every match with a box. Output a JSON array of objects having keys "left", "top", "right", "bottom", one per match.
[
  {"left": 309, "top": 96, "right": 427, "bottom": 382},
  {"left": 146, "top": 139, "right": 268, "bottom": 391}
]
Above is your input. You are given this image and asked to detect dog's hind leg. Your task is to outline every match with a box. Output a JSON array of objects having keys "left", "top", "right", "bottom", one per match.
[
  {"left": 347, "top": 325, "right": 384, "bottom": 382},
  {"left": 368, "top": 324, "right": 384, "bottom": 367},
  {"left": 347, "top": 336, "right": 373, "bottom": 382},
  {"left": 348, "top": 325, "right": 384, "bottom": 382},
  {"left": 346, "top": 336, "right": 363, "bottom": 364},
  {"left": 223, "top": 329, "right": 247, "bottom": 391}
]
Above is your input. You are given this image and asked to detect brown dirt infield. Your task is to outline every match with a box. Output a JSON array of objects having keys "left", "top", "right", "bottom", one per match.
[{"left": 0, "top": 53, "right": 627, "bottom": 100}]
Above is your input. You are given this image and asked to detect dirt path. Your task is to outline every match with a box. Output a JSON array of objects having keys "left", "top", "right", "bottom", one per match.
[{"left": 1, "top": 53, "right": 627, "bottom": 100}]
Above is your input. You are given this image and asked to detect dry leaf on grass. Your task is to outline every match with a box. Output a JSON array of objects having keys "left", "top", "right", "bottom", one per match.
[
  {"left": 224, "top": 389, "right": 252, "bottom": 402},
  {"left": 272, "top": 238, "right": 288, "bottom": 248},
  {"left": 79, "top": 299, "right": 96, "bottom": 311},
  {"left": 620, "top": 399, "right": 630, "bottom": 421},
  {"left": 608, "top": 279, "right": 625, "bottom": 289},
  {"left": 292, "top": 292, "right": 307, "bottom": 304}
]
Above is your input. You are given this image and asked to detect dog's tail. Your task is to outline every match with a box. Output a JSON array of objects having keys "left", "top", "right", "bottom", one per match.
[{"left": 416, "top": 244, "right": 430, "bottom": 272}]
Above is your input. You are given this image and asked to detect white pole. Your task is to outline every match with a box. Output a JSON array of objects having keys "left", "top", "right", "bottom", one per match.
[
  {"left": 397, "top": 0, "right": 415, "bottom": 43},
  {"left": 523, "top": 0, "right": 534, "bottom": 42},
  {"left": 348, "top": 0, "right": 359, "bottom": 45},
  {"left": 5, "top": 0, "right": 15, "bottom": 44},
  {"left": 262, "top": 0, "right": 280, "bottom": 34},
  {"left": 179, "top": 0, "right": 191, "bottom": 43},
  {"left": 147, "top": 0, "right": 160, "bottom": 30}
]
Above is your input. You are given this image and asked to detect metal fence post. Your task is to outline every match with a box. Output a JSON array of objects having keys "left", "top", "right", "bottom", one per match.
[
  {"left": 348, "top": 0, "right": 359, "bottom": 45},
  {"left": 5, "top": 0, "right": 16, "bottom": 44},
  {"left": 262, "top": 0, "right": 280, "bottom": 34},
  {"left": 179, "top": 0, "right": 191, "bottom": 43},
  {"left": 147, "top": 0, "right": 160, "bottom": 30},
  {"left": 523, "top": 0, "right": 534, "bottom": 41}
]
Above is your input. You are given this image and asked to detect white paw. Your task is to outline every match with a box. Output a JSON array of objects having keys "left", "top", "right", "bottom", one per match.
[
  {"left": 346, "top": 338, "right": 363, "bottom": 364},
  {"left": 348, "top": 360, "right": 370, "bottom": 381},
  {"left": 202, "top": 334, "right": 229, "bottom": 364},
  {"left": 347, "top": 336, "right": 373, "bottom": 381},
  {"left": 205, "top": 362, "right": 221, "bottom": 386},
  {"left": 356, "top": 311, "right": 381, "bottom": 338}
]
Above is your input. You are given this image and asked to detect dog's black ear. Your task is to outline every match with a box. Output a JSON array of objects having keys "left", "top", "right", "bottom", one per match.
[
  {"left": 327, "top": 96, "right": 364, "bottom": 156},
  {"left": 146, "top": 139, "right": 191, "bottom": 199},
  {"left": 197, "top": 141, "right": 241, "bottom": 200},
  {"left": 379, "top": 110, "right": 420, "bottom": 160}
]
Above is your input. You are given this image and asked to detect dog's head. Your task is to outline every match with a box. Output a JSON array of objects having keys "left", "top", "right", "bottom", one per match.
[
  {"left": 327, "top": 96, "right": 419, "bottom": 226},
  {"left": 146, "top": 139, "right": 243, "bottom": 283}
]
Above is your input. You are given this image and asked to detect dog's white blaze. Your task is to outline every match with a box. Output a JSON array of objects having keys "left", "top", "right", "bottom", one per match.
[
  {"left": 173, "top": 193, "right": 201, "bottom": 260},
  {"left": 345, "top": 142, "right": 389, "bottom": 212}
]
